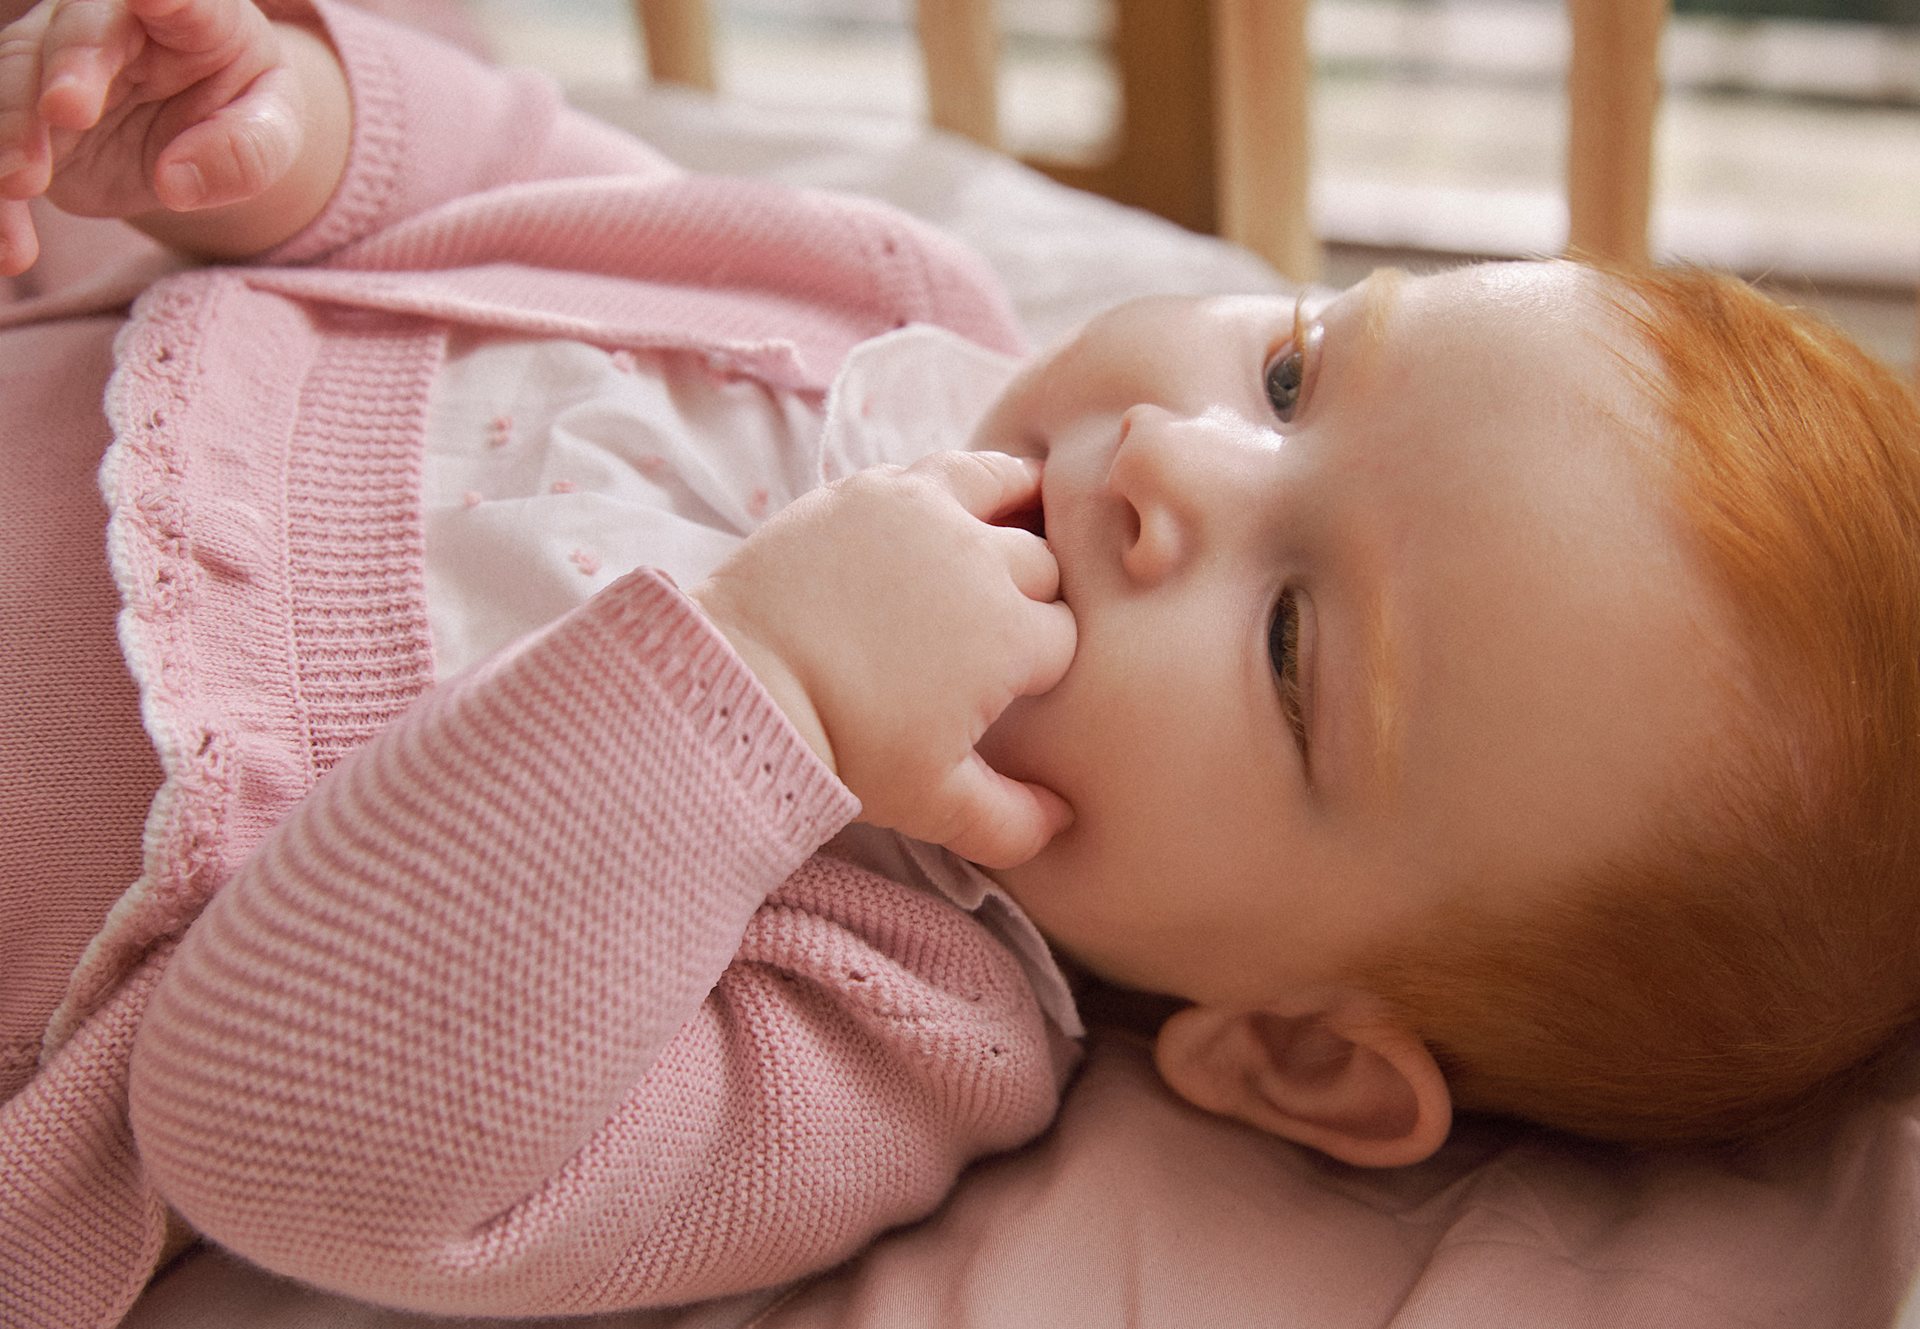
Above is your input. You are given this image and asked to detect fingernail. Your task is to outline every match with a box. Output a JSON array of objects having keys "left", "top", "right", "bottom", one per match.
[{"left": 161, "top": 162, "right": 204, "bottom": 208}]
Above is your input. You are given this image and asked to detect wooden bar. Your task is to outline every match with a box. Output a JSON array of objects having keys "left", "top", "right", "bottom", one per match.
[
  {"left": 1565, "top": 0, "right": 1669, "bottom": 266},
  {"left": 1111, "top": 0, "right": 1218, "bottom": 233},
  {"left": 1021, "top": 0, "right": 1216, "bottom": 236},
  {"left": 916, "top": 0, "right": 1001, "bottom": 149},
  {"left": 1210, "top": 0, "right": 1317, "bottom": 282},
  {"left": 636, "top": 0, "right": 716, "bottom": 93}
]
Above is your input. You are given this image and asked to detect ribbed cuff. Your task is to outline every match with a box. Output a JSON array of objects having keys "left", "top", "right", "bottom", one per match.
[
  {"left": 254, "top": 0, "right": 408, "bottom": 266},
  {"left": 589, "top": 568, "right": 859, "bottom": 851}
]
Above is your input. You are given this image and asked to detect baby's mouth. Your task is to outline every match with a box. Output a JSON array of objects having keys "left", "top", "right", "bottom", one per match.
[{"left": 996, "top": 495, "right": 1046, "bottom": 540}]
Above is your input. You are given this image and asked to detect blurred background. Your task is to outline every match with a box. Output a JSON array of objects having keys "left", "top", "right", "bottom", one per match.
[{"left": 462, "top": 0, "right": 1920, "bottom": 368}]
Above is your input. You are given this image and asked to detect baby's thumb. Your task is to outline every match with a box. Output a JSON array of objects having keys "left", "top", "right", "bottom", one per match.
[
  {"left": 936, "top": 755, "right": 1074, "bottom": 870},
  {"left": 155, "top": 68, "right": 302, "bottom": 210}
]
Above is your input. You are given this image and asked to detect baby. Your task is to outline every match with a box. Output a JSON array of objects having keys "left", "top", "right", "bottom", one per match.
[
  {"left": 4, "top": 0, "right": 1919, "bottom": 1321},
  {"left": 966, "top": 261, "right": 1920, "bottom": 1155}
]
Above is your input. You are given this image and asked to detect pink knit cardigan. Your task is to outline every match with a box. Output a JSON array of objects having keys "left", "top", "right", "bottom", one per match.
[{"left": 0, "top": 5, "right": 1067, "bottom": 1323}]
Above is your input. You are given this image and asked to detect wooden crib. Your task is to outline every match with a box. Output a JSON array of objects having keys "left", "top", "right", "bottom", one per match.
[{"left": 627, "top": 0, "right": 1671, "bottom": 285}]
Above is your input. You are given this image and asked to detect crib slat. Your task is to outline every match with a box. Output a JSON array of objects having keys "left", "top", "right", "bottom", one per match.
[
  {"left": 636, "top": 0, "right": 716, "bottom": 92},
  {"left": 916, "top": 0, "right": 1000, "bottom": 149},
  {"left": 1210, "top": 0, "right": 1317, "bottom": 282},
  {"left": 1566, "top": 0, "right": 1669, "bottom": 266},
  {"left": 1099, "top": 0, "right": 1218, "bottom": 235}
]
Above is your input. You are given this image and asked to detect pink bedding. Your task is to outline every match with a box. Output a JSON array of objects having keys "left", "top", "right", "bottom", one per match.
[
  {"left": 767, "top": 1033, "right": 1920, "bottom": 1328},
  {"left": 124, "top": 1032, "right": 1920, "bottom": 1327}
]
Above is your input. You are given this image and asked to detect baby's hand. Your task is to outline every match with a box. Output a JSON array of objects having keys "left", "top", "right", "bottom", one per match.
[
  {"left": 0, "top": 0, "right": 311, "bottom": 274},
  {"left": 694, "top": 451, "right": 1077, "bottom": 869}
]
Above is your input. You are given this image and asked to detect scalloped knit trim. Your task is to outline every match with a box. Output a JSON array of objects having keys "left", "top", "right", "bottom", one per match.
[{"left": 44, "top": 275, "right": 442, "bottom": 1057}]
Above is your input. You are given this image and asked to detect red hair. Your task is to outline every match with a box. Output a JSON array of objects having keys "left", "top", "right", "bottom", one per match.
[{"left": 1358, "top": 263, "right": 1920, "bottom": 1145}]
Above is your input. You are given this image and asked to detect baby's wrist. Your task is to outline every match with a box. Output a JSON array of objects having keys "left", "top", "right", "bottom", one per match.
[{"left": 689, "top": 588, "right": 839, "bottom": 777}]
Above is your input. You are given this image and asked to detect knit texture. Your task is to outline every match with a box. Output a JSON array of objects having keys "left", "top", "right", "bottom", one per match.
[
  {"left": 0, "top": 958, "right": 172, "bottom": 1329},
  {"left": 0, "top": 2, "right": 1045, "bottom": 1323},
  {"left": 129, "top": 571, "right": 1055, "bottom": 1312},
  {"left": 0, "top": 316, "right": 162, "bottom": 1103}
]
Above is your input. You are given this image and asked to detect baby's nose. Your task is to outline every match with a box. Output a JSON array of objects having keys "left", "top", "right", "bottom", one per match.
[{"left": 1107, "top": 404, "right": 1250, "bottom": 585}]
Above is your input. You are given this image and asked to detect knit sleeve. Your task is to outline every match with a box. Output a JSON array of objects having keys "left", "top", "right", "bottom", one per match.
[
  {"left": 252, "top": 0, "right": 679, "bottom": 266},
  {"left": 125, "top": 569, "right": 1061, "bottom": 1316}
]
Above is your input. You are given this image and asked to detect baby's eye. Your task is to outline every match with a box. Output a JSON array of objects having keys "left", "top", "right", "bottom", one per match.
[
  {"left": 1269, "top": 588, "right": 1307, "bottom": 749},
  {"left": 1264, "top": 347, "right": 1306, "bottom": 424}
]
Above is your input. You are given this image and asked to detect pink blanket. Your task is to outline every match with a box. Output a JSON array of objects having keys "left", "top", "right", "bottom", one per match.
[
  {"left": 777, "top": 1034, "right": 1920, "bottom": 1328},
  {"left": 125, "top": 1032, "right": 1920, "bottom": 1326}
]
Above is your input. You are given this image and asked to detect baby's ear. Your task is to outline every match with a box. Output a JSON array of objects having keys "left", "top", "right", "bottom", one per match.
[{"left": 1152, "top": 992, "right": 1452, "bottom": 1168}]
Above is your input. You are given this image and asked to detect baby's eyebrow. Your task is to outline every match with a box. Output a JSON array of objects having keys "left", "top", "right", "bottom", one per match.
[
  {"left": 1354, "top": 584, "right": 1402, "bottom": 799},
  {"left": 1352, "top": 267, "right": 1408, "bottom": 376},
  {"left": 1319, "top": 272, "right": 1406, "bottom": 799}
]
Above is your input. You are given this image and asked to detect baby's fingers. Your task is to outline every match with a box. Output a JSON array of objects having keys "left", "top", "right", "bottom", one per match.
[
  {"left": 996, "top": 524, "right": 1059, "bottom": 603},
  {"left": 0, "top": 8, "right": 55, "bottom": 195},
  {"left": 1015, "top": 597, "right": 1076, "bottom": 698},
  {"left": 936, "top": 754, "right": 1073, "bottom": 870},
  {"left": 0, "top": 196, "right": 39, "bottom": 275},
  {"left": 0, "top": 105, "right": 50, "bottom": 202},
  {"left": 914, "top": 449, "right": 1043, "bottom": 522},
  {"left": 126, "top": 0, "right": 268, "bottom": 56},
  {"left": 36, "top": 1, "right": 140, "bottom": 130}
]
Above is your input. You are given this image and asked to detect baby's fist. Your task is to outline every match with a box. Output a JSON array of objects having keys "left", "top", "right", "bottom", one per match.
[
  {"left": 0, "top": 0, "right": 332, "bottom": 274},
  {"left": 694, "top": 451, "right": 1077, "bottom": 868}
]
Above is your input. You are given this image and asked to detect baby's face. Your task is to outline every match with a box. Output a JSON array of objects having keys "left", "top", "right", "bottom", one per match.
[{"left": 972, "top": 261, "right": 1744, "bottom": 1006}]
